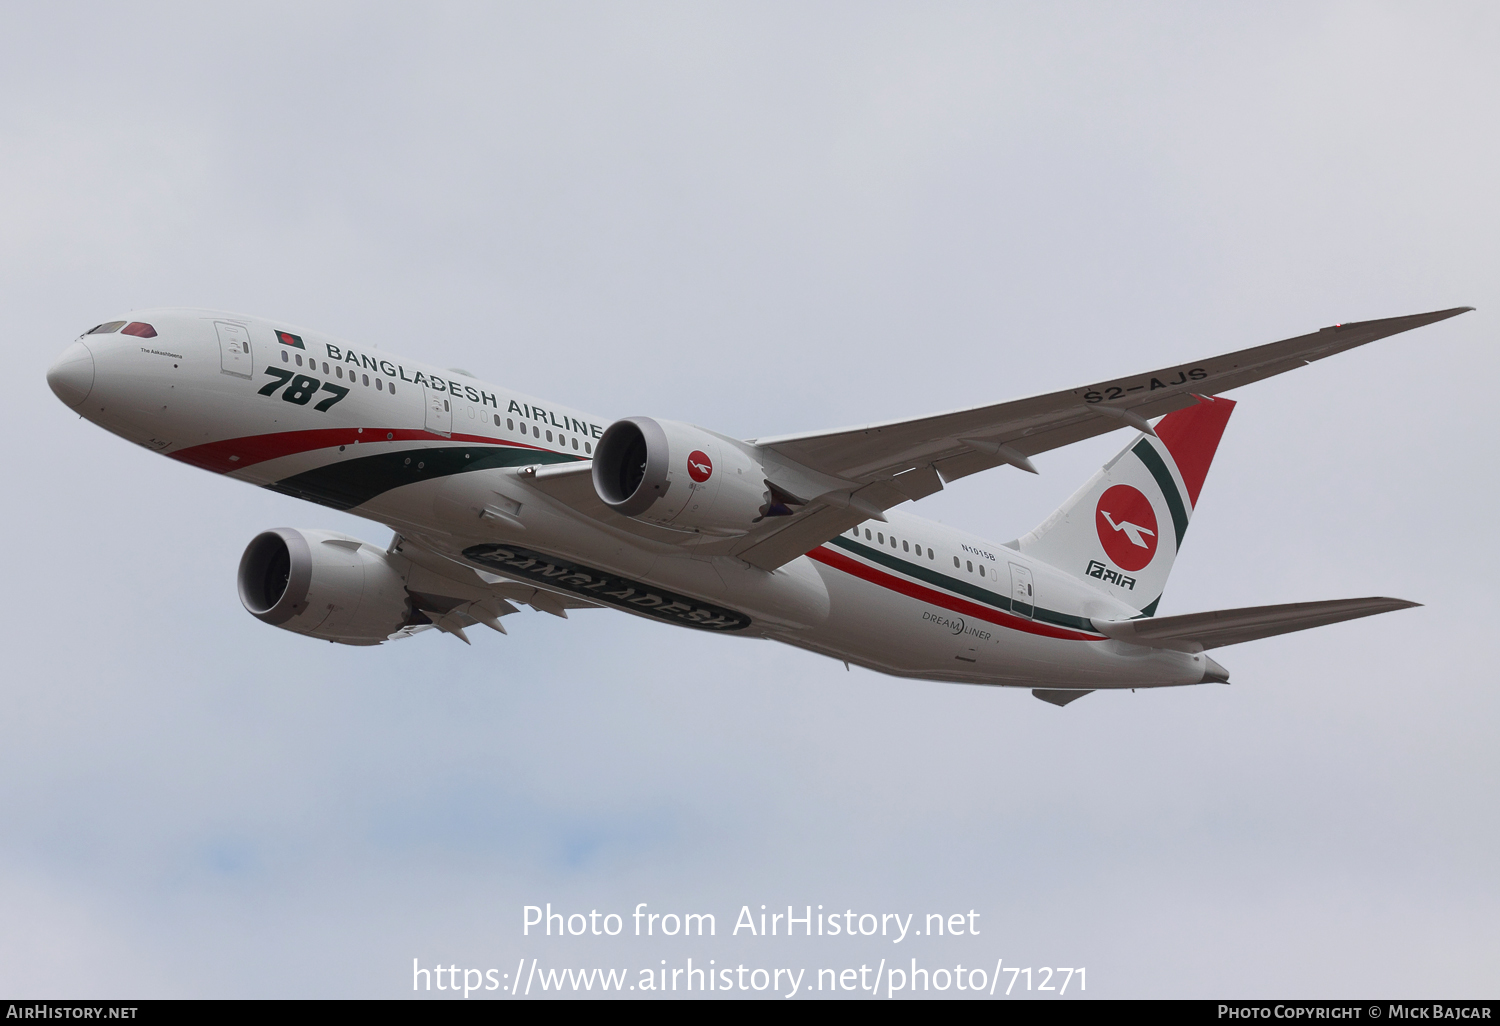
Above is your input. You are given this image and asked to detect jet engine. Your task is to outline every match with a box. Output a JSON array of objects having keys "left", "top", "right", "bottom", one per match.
[
  {"left": 592, "top": 417, "right": 789, "bottom": 535},
  {"left": 237, "top": 528, "right": 412, "bottom": 645}
]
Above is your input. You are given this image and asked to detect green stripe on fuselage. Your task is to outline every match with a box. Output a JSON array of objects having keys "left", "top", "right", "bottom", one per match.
[
  {"left": 829, "top": 536, "right": 1096, "bottom": 632},
  {"left": 269, "top": 444, "right": 580, "bottom": 510},
  {"left": 1131, "top": 438, "right": 1189, "bottom": 549}
]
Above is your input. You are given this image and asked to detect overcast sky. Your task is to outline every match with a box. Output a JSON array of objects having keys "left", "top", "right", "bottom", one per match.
[{"left": 2, "top": 2, "right": 1496, "bottom": 999}]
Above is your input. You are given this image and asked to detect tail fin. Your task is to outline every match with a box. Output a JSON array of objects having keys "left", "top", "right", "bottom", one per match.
[{"left": 1016, "top": 395, "right": 1235, "bottom": 616}]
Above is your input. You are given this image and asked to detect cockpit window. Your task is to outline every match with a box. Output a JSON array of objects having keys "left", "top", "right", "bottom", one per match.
[
  {"left": 121, "top": 322, "right": 158, "bottom": 338},
  {"left": 86, "top": 321, "right": 127, "bottom": 335}
]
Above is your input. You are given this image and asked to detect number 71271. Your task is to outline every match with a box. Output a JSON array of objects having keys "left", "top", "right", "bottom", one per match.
[{"left": 1002, "top": 966, "right": 1084, "bottom": 995}]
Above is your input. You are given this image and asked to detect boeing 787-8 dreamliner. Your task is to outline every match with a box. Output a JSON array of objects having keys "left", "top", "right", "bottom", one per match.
[{"left": 45, "top": 306, "right": 1470, "bottom": 705}]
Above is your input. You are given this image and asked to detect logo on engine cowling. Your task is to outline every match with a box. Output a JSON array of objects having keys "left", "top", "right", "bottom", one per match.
[{"left": 687, "top": 450, "right": 713, "bottom": 483}]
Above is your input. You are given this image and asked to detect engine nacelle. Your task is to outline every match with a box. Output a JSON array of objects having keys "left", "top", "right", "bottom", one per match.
[
  {"left": 237, "top": 528, "right": 412, "bottom": 645},
  {"left": 592, "top": 417, "right": 776, "bottom": 535}
]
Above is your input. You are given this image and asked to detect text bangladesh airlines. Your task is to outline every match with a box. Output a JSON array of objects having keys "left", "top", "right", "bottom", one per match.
[{"left": 46, "top": 307, "right": 1470, "bottom": 704}]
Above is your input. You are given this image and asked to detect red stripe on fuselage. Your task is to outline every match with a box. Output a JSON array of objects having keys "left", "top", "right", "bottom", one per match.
[
  {"left": 807, "top": 546, "right": 1104, "bottom": 643},
  {"left": 170, "top": 428, "right": 554, "bottom": 474}
]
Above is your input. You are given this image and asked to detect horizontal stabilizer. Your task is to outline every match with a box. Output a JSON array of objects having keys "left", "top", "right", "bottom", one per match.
[
  {"left": 1033, "top": 689, "right": 1094, "bottom": 707},
  {"left": 1094, "top": 597, "right": 1420, "bottom": 651}
]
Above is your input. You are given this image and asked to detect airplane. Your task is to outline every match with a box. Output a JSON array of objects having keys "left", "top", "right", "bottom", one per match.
[{"left": 45, "top": 305, "right": 1471, "bottom": 706}]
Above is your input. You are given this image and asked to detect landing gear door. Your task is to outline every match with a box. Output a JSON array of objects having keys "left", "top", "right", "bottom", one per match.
[
  {"left": 1008, "top": 563, "right": 1035, "bottom": 619},
  {"left": 425, "top": 387, "right": 452, "bottom": 437},
  {"left": 215, "top": 321, "right": 253, "bottom": 379}
]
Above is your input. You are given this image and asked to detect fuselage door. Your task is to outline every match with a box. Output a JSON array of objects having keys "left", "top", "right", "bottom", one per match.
[
  {"left": 215, "top": 321, "right": 253, "bottom": 379},
  {"left": 425, "top": 387, "right": 453, "bottom": 437},
  {"left": 1009, "top": 563, "right": 1035, "bottom": 619}
]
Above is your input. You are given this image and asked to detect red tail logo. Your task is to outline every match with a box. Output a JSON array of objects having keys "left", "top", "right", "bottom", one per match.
[{"left": 1096, "top": 484, "right": 1159, "bottom": 571}]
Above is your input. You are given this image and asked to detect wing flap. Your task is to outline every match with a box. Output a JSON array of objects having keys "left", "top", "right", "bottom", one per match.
[
  {"left": 1094, "top": 597, "right": 1421, "bottom": 651},
  {"left": 730, "top": 505, "right": 867, "bottom": 571}
]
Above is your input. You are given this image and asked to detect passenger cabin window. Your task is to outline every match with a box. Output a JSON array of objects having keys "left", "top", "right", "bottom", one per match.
[
  {"left": 281, "top": 350, "right": 289, "bottom": 363},
  {"left": 362, "top": 374, "right": 369, "bottom": 386},
  {"left": 928, "top": 548, "right": 934, "bottom": 559},
  {"left": 585, "top": 443, "right": 591, "bottom": 454},
  {"left": 979, "top": 565, "right": 985, "bottom": 577},
  {"left": 865, "top": 530, "right": 872, "bottom": 540},
  {"left": 967, "top": 561, "right": 973, "bottom": 572},
  {"left": 376, "top": 379, "right": 383, "bottom": 391},
  {"left": 902, "top": 541, "right": 909, "bottom": 552},
  {"left": 953, "top": 556, "right": 960, "bottom": 568}
]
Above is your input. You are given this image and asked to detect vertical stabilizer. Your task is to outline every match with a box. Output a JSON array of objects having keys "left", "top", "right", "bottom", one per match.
[{"left": 1016, "top": 396, "right": 1235, "bottom": 615}]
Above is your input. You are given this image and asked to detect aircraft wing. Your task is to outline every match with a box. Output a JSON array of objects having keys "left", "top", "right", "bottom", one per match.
[
  {"left": 753, "top": 307, "right": 1472, "bottom": 488},
  {"left": 721, "top": 307, "right": 1470, "bottom": 570},
  {"left": 521, "top": 308, "right": 1470, "bottom": 572}
]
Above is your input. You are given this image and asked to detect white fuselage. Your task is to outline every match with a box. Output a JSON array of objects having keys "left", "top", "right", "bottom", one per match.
[{"left": 51, "top": 308, "right": 1215, "bottom": 691}]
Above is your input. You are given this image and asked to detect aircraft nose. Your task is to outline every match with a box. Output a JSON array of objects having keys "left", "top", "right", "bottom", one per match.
[{"left": 47, "top": 340, "right": 96, "bottom": 408}]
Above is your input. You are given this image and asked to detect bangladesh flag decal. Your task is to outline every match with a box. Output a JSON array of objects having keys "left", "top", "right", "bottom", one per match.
[{"left": 276, "top": 330, "right": 306, "bottom": 349}]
